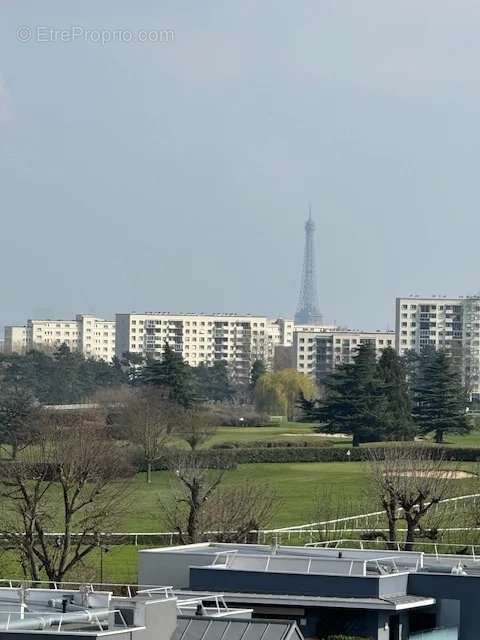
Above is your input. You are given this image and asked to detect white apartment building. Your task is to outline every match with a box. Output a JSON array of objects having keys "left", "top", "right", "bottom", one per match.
[
  {"left": 3, "top": 326, "right": 27, "bottom": 354},
  {"left": 18, "top": 314, "right": 116, "bottom": 362},
  {"left": 115, "top": 312, "right": 293, "bottom": 379},
  {"left": 396, "top": 295, "right": 480, "bottom": 399},
  {"left": 395, "top": 297, "right": 463, "bottom": 354},
  {"left": 294, "top": 328, "right": 395, "bottom": 382}
]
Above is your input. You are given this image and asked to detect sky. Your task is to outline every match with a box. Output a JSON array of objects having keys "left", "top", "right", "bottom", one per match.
[{"left": 2, "top": 1, "right": 480, "bottom": 334}]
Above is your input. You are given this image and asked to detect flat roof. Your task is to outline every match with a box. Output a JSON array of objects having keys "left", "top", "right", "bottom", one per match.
[{"left": 175, "top": 590, "right": 435, "bottom": 612}]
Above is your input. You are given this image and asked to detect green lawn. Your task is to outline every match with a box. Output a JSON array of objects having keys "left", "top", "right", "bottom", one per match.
[{"left": 204, "top": 422, "right": 350, "bottom": 447}]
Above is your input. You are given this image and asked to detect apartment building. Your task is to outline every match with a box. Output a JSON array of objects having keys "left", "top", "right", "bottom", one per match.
[
  {"left": 395, "top": 297, "right": 464, "bottom": 354},
  {"left": 13, "top": 314, "right": 117, "bottom": 362},
  {"left": 294, "top": 328, "right": 394, "bottom": 382},
  {"left": 396, "top": 295, "right": 480, "bottom": 399},
  {"left": 3, "top": 325, "right": 27, "bottom": 354},
  {"left": 115, "top": 313, "right": 293, "bottom": 379}
]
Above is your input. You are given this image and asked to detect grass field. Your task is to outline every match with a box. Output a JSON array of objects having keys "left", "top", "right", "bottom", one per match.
[
  {"left": 205, "top": 421, "right": 480, "bottom": 449},
  {"left": 1, "top": 458, "right": 479, "bottom": 584},
  {"left": 203, "top": 421, "right": 349, "bottom": 447},
  {"left": 68, "top": 459, "right": 480, "bottom": 584},
  {"left": 3, "top": 420, "right": 480, "bottom": 584}
]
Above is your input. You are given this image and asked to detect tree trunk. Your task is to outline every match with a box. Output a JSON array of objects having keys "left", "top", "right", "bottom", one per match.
[
  {"left": 352, "top": 432, "right": 360, "bottom": 447},
  {"left": 187, "top": 485, "right": 201, "bottom": 543},
  {"left": 11, "top": 442, "right": 18, "bottom": 460},
  {"left": 387, "top": 517, "right": 397, "bottom": 550},
  {"left": 146, "top": 462, "right": 152, "bottom": 484},
  {"left": 404, "top": 519, "right": 416, "bottom": 551},
  {"left": 435, "top": 429, "right": 443, "bottom": 444}
]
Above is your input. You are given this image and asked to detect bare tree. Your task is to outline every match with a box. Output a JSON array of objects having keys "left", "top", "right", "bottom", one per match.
[
  {"left": 203, "top": 481, "right": 276, "bottom": 543},
  {"left": 368, "top": 446, "right": 457, "bottom": 550},
  {"left": 176, "top": 408, "right": 217, "bottom": 450},
  {"left": 122, "top": 388, "right": 176, "bottom": 483},
  {"left": 0, "top": 414, "right": 133, "bottom": 583},
  {"left": 164, "top": 452, "right": 226, "bottom": 544},
  {"left": 164, "top": 453, "right": 275, "bottom": 544}
]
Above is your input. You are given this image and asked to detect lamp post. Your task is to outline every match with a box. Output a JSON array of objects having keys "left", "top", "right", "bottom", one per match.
[{"left": 98, "top": 545, "right": 110, "bottom": 583}]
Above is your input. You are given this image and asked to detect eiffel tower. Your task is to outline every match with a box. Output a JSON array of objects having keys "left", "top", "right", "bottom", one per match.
[{"left": 294, "top": 207, "right": 323, "bottom": 325}]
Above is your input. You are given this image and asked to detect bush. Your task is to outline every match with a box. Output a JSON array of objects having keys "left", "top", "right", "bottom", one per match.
[
  {"left": 131, "top": 444, "right": 480, "bottom": 472},
  {"left": 211, "top": 439, "right": 332, "bottom": 450}
]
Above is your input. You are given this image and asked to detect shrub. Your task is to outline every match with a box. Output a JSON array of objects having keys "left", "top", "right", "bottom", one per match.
[
  {"left": 131, "top": 444, "right": 480, "bottom": 472},
  {"left": 211, "top": 440, "right": 332, "bottom": 450}
]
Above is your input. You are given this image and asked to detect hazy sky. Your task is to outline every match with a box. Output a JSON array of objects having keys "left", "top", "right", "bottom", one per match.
[{"left": 2, "top": 1, "right": 480, "bottom": 334}]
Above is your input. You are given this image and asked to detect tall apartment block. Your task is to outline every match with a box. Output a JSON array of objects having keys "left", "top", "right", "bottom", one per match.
[
  {"left": 396, "top": 295, "right": 480, "bottom": 399},
  {"left": 3, "top": 326, "right": 27, "bottom": 354},
  {"left": 294, "top": 328, "right": 394, "bottom": 383},
  {"left": 4, "top": 315, "right": 116, "bottom": 362},
  {"left": 115, "top": 313, "right": 293, "bottom": 380}
]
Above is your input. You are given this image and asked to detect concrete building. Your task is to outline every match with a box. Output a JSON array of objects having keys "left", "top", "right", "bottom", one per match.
[
  {"left": 3, "top": 326, "right": 27, "bottom": 354},
  {"left": 139, "top": 541, "right": 480, "bottom": 639},
  {"left": 395, "top": 296, "right": 480, "bottom": 400},
  {"left": 115, "top": 313, "right": 293, "bottom": 380},
  {"left": 0, "top": 582, "right": 301, "bottom": 640},
  {"left": 395, "top": 297, "right": 464, "bottom": 355},
  {"left": 4, "top": 315, "right": 118, "bottom": 362},
  {"left": 294, "top": 328, "right": 395, "bottom": 383}
]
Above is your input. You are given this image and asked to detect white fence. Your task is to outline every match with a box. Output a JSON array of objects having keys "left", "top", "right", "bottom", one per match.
[{"left": 9, "top": 492, "right": 480, "bottom": 548}]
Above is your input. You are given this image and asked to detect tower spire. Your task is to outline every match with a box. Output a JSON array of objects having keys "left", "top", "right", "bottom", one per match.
[{"left": 295, "top": 207, "right": 323, "bottom": 326}]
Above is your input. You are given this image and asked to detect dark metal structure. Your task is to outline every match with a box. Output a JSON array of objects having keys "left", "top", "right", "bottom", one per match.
[{"left": 294, "top": 208, "right": 323, "bottom": 326}]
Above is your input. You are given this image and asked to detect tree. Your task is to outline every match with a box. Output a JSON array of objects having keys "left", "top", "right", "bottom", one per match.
[
  {"left": 164, "top": 454, "right": 275, "bottom": 544},
  {"left": 176, "top": 408, "right": 217, "bottom": 451},
  {"left": 377, "top": 348, "right": 415, "bottom": 440},
  {"left": 202, "top": 482, "right": 275, "bottom": 543},
  {"left": 250, "top": 360, "right": 267, "bottom": 390},
  {"left": 139, "top": 344, "right": 198, "bottom": 408},
  {"left": 368, "top": 446, "right": 456, "bottom": 549},
  {"left": 255, "top": 369, "right": 316, "bottom": 420},
  {"left": 194, "top": 361, "right": 235, "bottom": 403},
  {"left": 0, "top": 348, "right": 127, "bottom": 406},
  {"left": 0, "top": 386, "right": 41, "bottom": 459},
  {"left": 414, "top": 349, "right": 470, "bottom": 443},
  {"left": 122, "top": 388, "right": 176, "bottom": 483},
  {"left": 302, "top": 343, "right": 387, "bottom": 446},
  {"left": 164, "top": 453, "right": 226, "bottom": 544},
  {"left": 0, "top": 414, "right": 133, "bottom": 583},
  {"left": 254, "top": 375, "right": 287, "bottom": 417}
]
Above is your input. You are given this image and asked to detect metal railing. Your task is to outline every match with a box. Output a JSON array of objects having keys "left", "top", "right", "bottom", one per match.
[{"left": 306, "top": 538, "right": 480, "bottom": 559}]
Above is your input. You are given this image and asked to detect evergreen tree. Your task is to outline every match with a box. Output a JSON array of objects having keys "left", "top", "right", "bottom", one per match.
[
  {"left": 302, "top": 342, "right": 387, "bottom": 446},
  {"left": 194, "top": 361, "right": 235, "bottom": 403},
  {"left": 250, "top": 359, "right": 267, "bottom": 389},
  {"left": 139, "top": 343, "right": 198, "bottom": 408},
  {"left": 413, "top": 349, "right": 470, "bottom": 443},
  {"left": 377, "top": 347, "right": 415, "bottom": 440}
]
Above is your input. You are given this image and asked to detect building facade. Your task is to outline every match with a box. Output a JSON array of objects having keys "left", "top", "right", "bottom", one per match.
[
  {"left": 11, "top": 315, "right": 117, "bottom": 362},
  {"left": 294, "top": 328, "right": 395, "bottom": 383},
  {"left": 395, "top": 296, "right": 480, "bottom": 399},
  {"left": 115, "top": 313, "right": 293, "bottom": 379},
  {"left": 3, "top": 325, "right": 27, "bottom": 354}
]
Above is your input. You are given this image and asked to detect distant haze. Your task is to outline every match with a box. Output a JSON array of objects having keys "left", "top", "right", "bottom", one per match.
[{"left": 2, "top": 1, "right": 480, "bottom": 333}]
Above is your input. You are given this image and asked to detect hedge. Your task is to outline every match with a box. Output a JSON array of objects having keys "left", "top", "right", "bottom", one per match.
[
  {"left": 133, "top": 444, "right": 480, "bottom": 471},
  {"left": 211, "top": 440, "right": 332, "bottom": 450}
]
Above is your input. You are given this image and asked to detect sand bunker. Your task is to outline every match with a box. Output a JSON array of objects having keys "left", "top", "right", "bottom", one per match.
[
  {"left": 387, "top": 470, "right": 476, "bottom": 479},
  {"left": 282, "top": 433, "right": 350, "bottom": 438}
]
